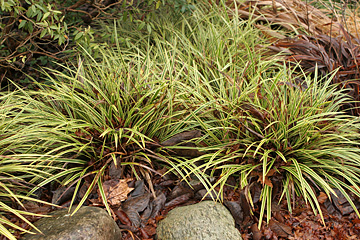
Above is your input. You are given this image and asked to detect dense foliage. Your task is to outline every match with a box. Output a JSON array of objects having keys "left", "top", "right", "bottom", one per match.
[
  {"left": 0, "top": 0, "right": 195, "bottom": 86},
  {"left": 1, "top": 0, "right": 360, "bottom": 239}
]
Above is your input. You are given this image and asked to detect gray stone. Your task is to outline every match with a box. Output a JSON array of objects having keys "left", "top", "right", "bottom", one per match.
[
  {"left": 22, "top": 206, "right": 122, "bottom": 240},
  {"left": 156, "top": 201, "right": 242, "bottom": 240}
]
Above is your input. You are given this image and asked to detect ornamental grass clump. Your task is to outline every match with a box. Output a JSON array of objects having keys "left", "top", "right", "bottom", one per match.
[
  {"left": 136, "top": 2, "right": 278, "bottom": 190},
  {"left": 235, "top": 70, "right": 360, "bottom": 226},
  {"left": 19, "top": 45, "right": 187, "bottom": 213},
  {"left": 174, "top": 65, "right": 360, "bottom": 226},
  {"left": 3, "top": 0, "right": 360, "bottom": 235},
  {"left": 147, "top": 1, "right": 360, "bottom": 226},
  {"left": 0, "top": 92, "right": 64, "bottom": 240}
]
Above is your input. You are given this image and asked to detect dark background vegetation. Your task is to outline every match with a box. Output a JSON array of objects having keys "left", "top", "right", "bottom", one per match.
[{"left": 0, "top": 0, "right": 194, "bottom": 88}]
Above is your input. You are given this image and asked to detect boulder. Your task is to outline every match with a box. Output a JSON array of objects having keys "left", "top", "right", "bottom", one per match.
[
  {"left": 157, "top": 201, "right": 242, "bottom": 240},
  {"left": 21, "top": 206, "right": 121, "bottom": 240}
]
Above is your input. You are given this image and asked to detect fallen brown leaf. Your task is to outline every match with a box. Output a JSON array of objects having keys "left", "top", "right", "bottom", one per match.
[
  {"left": 251, "top": 223, "right": 263, "bottom": 240},
  {"left": 122, "top": 193, "right": 151, "bottom": 212},
  {"left": 160, "top": 130, "right": 201, "bottom": 146},
  {"left": 269, "top": 219, "right": 293, "bottom": 238},
  {"left": 23, "top": 201, "right": 52, "bottom": 215},
  {"left": 165, "top": 192, "right": 193, "bottom": 208},
  {"left": 114, "top": 209, "right": 131, "bottom": 226},
  {"left": 103, "top": 178, "right": 134, "bottom": 206},
  {"left": 317, "top": 192, "right": 328, "bottom": 204},
  {"left": 224, "top": 201, "right": 244, "bottom": 226}
]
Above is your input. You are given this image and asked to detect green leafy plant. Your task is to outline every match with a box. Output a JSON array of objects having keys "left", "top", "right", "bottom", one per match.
[
  {"left": 0, "top": 91, "right": 69, "bottom": 239},
  {"left": 0, "top": 0, "right": 198, "bottom": 87},
  {"left": 3, "top": 0, "right": 360, "bottom": 236},
  {"left": 131, "top": 1, "right": 360, "bottom": 227},
  {"left": 181, "top": 67, "right": 360, "bottom": 227},
  {"left": 16, "top": 41, "right": 190, "bottom": 214}
]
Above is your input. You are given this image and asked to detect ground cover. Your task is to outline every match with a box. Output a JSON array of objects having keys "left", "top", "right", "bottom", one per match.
[{"left": 1, "top": 0, "right": 360, "bottom": 239}]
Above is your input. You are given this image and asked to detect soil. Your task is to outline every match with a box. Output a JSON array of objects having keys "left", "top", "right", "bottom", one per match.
[{"left": 2, "top": 167, "right": 360, "bottom": 240}]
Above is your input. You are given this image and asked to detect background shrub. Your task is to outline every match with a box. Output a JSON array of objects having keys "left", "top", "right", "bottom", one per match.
[{"left": 0, "top": 0, "right": 195, "bottom": 88}]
